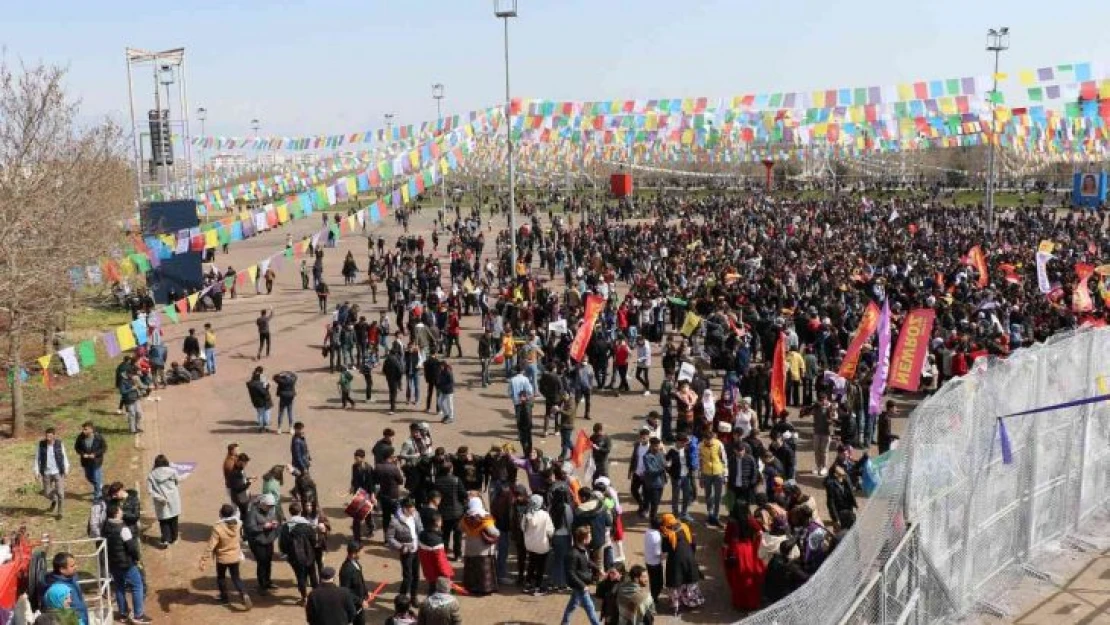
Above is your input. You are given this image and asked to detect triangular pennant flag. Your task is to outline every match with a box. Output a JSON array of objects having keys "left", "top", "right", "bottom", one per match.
[
  {"left": 998, "top": 418, "right": 1013, "bottom": 465},
  {"left": 247, "top": 265, "right": 259, "bottom": 284},
  {"left": 162, "top": 304, "right": 179, "bottom": 324},
  {"left": 36, "top": 354, "right": 53, "bottom": 388},
  {"left": 187, "top": 292, "right": 200, "bottom": 310}
]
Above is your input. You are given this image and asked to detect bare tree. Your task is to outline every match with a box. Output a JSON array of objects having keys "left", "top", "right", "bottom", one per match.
[{"left": 0, "top": 59, "right": 134, "bottom": 437}]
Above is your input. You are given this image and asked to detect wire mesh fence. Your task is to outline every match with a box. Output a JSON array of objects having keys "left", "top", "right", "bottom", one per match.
[{"left": 738, "top": 327, "right": 1110, "bottom": 625}]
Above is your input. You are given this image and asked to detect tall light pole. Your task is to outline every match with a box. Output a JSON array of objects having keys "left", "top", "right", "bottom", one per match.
[
  {"left": 196, "top": 107, "right": 207, "bottom": 192},
  {"left": 250, "top": 118, "right": 261, "bottom": 203},
  {"left": 433, "top": 83, "right": 447, "bottom": 221},
  {"left": 495, "top": 0, "right": 519, "bottom": 275},
  {"left": 985, "top": 27, "right": 1009, "bottom": 234},
  {"left": 385, "top": 113, "right": 395, "bottom": 206},
  {"left": 157, "top": 64, "right": 176, "bottom": 193}
]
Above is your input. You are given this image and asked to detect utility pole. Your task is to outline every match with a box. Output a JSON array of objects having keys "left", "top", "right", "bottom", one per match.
[{"left": 985, "top": 27, "right": 1010, "bottom": 234}]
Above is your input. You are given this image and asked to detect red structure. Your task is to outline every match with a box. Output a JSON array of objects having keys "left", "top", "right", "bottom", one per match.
[
  {"left": 610, "top": 173, "right": 632, "bottom": 197},
  {"left": 762, "top": 159, "right": 775, "bottom": 191}
]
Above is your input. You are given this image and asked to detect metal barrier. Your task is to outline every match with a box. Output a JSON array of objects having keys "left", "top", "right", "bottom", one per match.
[
  {"left": 42, "top": 536, "right": 114, "bottom": 624},
  {"left": 738, "top": 327, "right": 1110, "bottom": 625}
]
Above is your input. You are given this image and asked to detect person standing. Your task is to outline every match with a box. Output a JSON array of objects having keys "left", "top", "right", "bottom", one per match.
[
  {"left": 74, "top": 421, "right": 106, "bottom": 503},
  {"left": 349, "top": 449, "right": 378, "bottom": 543},
  {"left": 812, "top": 394, "right": 833, "bottom": 476},
  {"left": 227, "top": 453, "right": 254, "bottom": 520},
  {"left": 416, "top": 577, "right": 462, "bottom": 625},
  {"left": 246, "top": 367, "right": 274, "bottom": 433},
  {"left": 245, "top": 493, "right": 281, "bottom": 596},
  {"left": 521, "top": 493, "right": 554, "bottom": 595},
  {"left": 640, "top": 437, "right": 667, "bottom": 523},
  {"left": 665, "top": 434, "right": 696, "bottom": 522},
  {"left": 339, "top": 542, "right": 371, "bottom": 625},
  {"left": 374, "top": 451, "right": 406, "bottom": 542},
  {"left": 634, "top": 337, "right": 652, "bottom": 395},
  {"left": 279, "top": 501, "right": 319, "bottom": 605},
  {"left": 459, "top": 497, "right": 500, "bottom": 596},
  {"left": 338, "top": 365, "right": 356, "bottom": 409},
  {"left": 183, "top": 328, "right": 201, "bottom": 361},
  {"left": 611, "top": 337, "right": 631, "bottom": 395},
  {"left": 616, "top": 564, "right": 657, "bottom": 625},
  {"left": 104, "top": 503, "right": 152, "bottom": 623},
  {"left": 477, "top": 328, "right": 494, "bottom": 388},
  {"left": 642, "top": 519, "right": 664, "bottom": 606},
  {"left": 509, "top": 366, "right": 536, "bottom": 455},
  {"left": 432, "top": 460, "right": 466, "bottom": 562},
  {"left": 198, "top": 503, "right": 252, "bottom": 610},
  {"left": 699, "top": 427, "right": 728, "bottom": 527},
  {"left": 436, "top": 362, "right": 456, "bottom": 424},
  {"left": 146, "top": 454, "right": 182, "bottom": 547},
  {"left": 203, "top": 322, "right": 217, "bottom": 375},
  {"left": 722, "top": 503, "right": 766, "bottom": 611},
  {"left": 273, "top": 370, "right": 298, "bottom": 434},
  {"left": 256, "top": 308, "right": 274, "bottom": 360},
  {"left": 383, "top": 345, "right": 404, "bottom": 415},
  {"left": 305, "top": 566, "right": 357, "bottom": 625},
  {"left": 386, "top": 498, "right": 423, "bottom": 606},
  {"left": 34, "top": 427, "right": 69, "bottom": 519},
  {"left": 627, "top": 427, "right": 652, "bottom": 517},
  {"left": 291, "top": 422, "right": 312, "bottom": 475},
  {"left": 560, "top": 526, "right": 602, "bottom": 625}
]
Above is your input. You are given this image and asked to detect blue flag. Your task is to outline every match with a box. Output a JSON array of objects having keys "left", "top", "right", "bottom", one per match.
[{"left": 998, "top": 418, "right": 1013, "bottom": 465}]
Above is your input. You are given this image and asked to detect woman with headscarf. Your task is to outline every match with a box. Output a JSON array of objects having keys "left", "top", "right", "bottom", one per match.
[
  {"left": 520, "top": 493, "right": 554, "bottom": 594},
  {"left": 658, "top": 512, "right": 704, "bottom": 615},
  {"left": 698, "top": 389, "right": 717, "bottom": 434},
  {"left": 460, "top": 496, "right": 500, "bottom": 595},
  {"left": 722, "top": 503, "right": 766, "bottom": 611}
]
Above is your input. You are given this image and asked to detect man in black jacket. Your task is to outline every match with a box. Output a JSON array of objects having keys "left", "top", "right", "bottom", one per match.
[
  {"left": 182, "top": 328, "right": 201, "bottom": 360},
  {"left": 246, "top": 366, "right": 273, "bottom": 433},
  {"left": 560, "top": 526, "right": 602, "bottom": 625},
  {"left": 339, "top": 543, "right": 370, "bottom": 625},
  {"left": 382, "top": 347, "right": 404, "bottom": 414},
  {"left": 245, "top": 493, "right": 281, "bottom": 596},
  {"left": 727, "top": 439, "right": 760, "bottom": 506},
  {"left": 423, "top": 352, "right": 442, "bottom": 414},
  {"left": 273, "top": 371, "right": 297, "bottom": 434},
  {"left": 350, "top": 449, "right": 377, "bottom": 543},
  {"left": 103, "top": 504, "right": 152, "bottom": 623},
  {"left": 306, "top": 566, "right": 357, "bottom": 625},
  {"left": 373, "top": 452, "right": 405, "bottom": 538},
  {"left": 74, "top": 421, "right": 106, "bottom": 503},
  {"left": 665, "top": 433, "right": 697, "bottom": 521},
  {"left": 433, "top": 459, "right": 467, "bottom": 561},
  {"left": 477, "top": 328, "right": 494, "bottom": 387}
]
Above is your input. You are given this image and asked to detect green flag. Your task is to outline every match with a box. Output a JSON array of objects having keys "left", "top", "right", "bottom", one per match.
[
  {"left": 77, "top": 340, "right": 97, "bottom": 368},
  {"left": 162, "top": 304, "right": 179, "bottom": 324}
]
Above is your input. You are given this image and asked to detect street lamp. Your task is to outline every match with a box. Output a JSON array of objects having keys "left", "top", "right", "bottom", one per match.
[
  {"left": 250, "top": 118, "right": 261, "bottom": 201},
  {"left": 433, "top": 83, "right": 447, "bottom": 220},
  {"left": 985, "top": 26, "right": 1009, "bottom": 234},
  {"left": 494, "top": 0, "right": 519, "bottom": 274}
]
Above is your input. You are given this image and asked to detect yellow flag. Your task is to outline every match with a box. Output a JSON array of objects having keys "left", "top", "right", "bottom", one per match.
[
  {"left": 994, "top": 72, "right": 1009, "bottom": 82},
  {"left": 680, "top": 312, "right": 702, "bottom": 337},
  {"left": 116, "top": 324, "right": 137, "bottom": 351},
  {"left": 1038, "top": 240, "right": 1055, "bottom": 254},
  {"left": 401, "top": 184, "right": 411, "bottom": 203},
  {"left": 187, "top": 292, "right": 199, "bottom": 311},
  {"left": 276, "top": 203, "right": 290, "bottom": 223},
  {"left": 247, "top": 265, "right": 258, "bottom": 284},
  {"left": 204, "top": 229, "right": 219, "bottom": 249}
]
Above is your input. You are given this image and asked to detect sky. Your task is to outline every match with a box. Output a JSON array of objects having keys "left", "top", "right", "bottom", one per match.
[{"left": 4, "top": 0, "right": 1109, "bottom": 139}]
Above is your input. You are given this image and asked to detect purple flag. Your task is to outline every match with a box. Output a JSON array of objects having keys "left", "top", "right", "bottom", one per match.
[
  {"left": 869, "top": 300, "right": 892, "bottom": 414},
  {"left": 998, "top": 419, "right": 1013, "bottom": 464},
  {"left": 103, "top": 331, "right": 121, "bottom": 358}
]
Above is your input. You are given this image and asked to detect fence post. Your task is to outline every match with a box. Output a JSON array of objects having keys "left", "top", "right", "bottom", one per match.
[{"left": 1073, "top": 332, "right": 1097, "bottom": 529}]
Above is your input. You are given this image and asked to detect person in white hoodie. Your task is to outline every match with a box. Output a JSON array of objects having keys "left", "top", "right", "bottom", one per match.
[
  {"left": 146, "top": 454, "right": 182, "bottom": 547},
  {"left": 520, "top": 494, "right": 554, "bottom": 595}
]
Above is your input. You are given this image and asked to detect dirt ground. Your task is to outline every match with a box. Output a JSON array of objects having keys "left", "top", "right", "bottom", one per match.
[{"left": 91, "top": 203, "right": 910, "bottom": 625}]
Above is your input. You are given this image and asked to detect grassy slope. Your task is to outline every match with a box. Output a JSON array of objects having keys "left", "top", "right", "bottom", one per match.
[{"left": 0, "top": 306, "right": 141, "bottom": 548}]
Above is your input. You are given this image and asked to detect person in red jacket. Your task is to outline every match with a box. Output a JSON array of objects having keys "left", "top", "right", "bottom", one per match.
[
  {"left": 610, "top": 337, "right": 631, "bottom": 395},
  {"left": 444, "top": 310, "right": 462, "bottom": 358},
  {"left": 417, "top": 511, "right": 455, "bottom": 596}
]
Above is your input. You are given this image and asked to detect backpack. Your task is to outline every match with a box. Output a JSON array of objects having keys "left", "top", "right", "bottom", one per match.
[{"left": 283, "top": 523, "right": 316, "bottom": 567}]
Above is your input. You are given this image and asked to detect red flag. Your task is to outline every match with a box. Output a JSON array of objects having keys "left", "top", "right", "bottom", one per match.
[
  {"left": 838, "top": 302, "right": 882, "bottom": 380},
  {"left": 888, "top": 309, "right": 936, "bottom": 392},
  {"left": 998, "top": 263, "right": 1022, "bottom": 285},
  {"left": 568, "top": 295, "right": 604, "bottom": 363},
  {"left": 571, "top": 429, "right": 592, "bottom": 468},
  {"left": 770, "top": 332, "right": 787, "bottom": 416},
  {"left": 967, "top": 246, "right": 988, "bottom": 288}
]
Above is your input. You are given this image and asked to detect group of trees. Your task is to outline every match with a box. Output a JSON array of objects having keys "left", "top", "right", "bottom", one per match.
[{"left": 0, "top": 59, "right": 134, "bottom": 437}]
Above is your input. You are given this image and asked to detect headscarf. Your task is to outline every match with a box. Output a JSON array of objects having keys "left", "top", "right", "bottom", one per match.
[
  {"left": 701, "top": 389, "right": 716, "bottom": 421},
  {"left": 528, "top": 494, "right": 544, "bottom": 513},
  {"left": 658, "top": 513, "right": 692, "bottom": 550},
  {"left": 461, "top": 496, "right": 496, "bottom": 536},
  {"left": 42, "top": 583, "right": 72, "bottom": 609}
]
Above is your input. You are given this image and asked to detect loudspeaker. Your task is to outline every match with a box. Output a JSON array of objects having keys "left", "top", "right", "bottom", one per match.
[{"left": 141, "top": 200, "right": 204, "bottom": 304}]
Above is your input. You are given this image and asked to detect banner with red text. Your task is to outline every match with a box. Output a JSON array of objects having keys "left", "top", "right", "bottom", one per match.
[
  {"left": 569, "top": 295, "right": 605, "bottom": 363},
  {"left": 889, "top": 308, "right": 937, "bottom": 392}
]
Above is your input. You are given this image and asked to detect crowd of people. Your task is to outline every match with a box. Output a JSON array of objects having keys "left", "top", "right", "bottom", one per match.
[{"left": 27, "top": 182, "right": 1102, "bottom": 624}]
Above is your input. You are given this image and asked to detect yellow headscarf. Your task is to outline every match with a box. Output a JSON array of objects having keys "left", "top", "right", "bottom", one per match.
[{"left": 658, "top": 513, "right": 692, "bottom": 550}]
